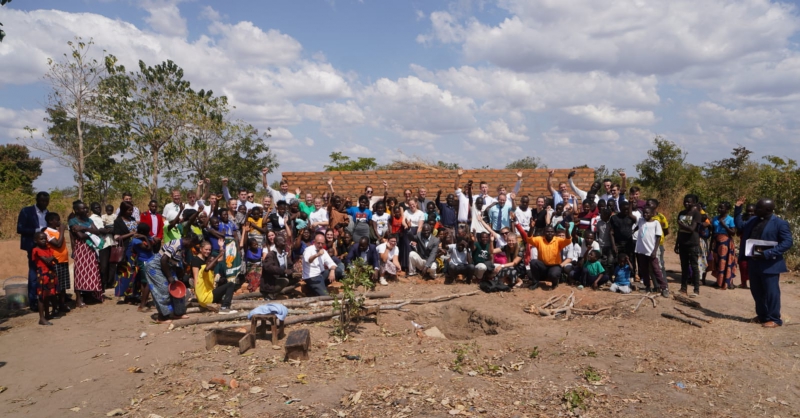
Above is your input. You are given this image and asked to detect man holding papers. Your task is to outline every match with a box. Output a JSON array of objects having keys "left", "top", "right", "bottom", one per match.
[{"left": 735, "top": 198, "right": 794, "bottom": 328}]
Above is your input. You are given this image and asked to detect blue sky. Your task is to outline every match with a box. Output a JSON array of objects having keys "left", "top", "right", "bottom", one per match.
[{"left": 2, "top": 0, "right": 800, "bottom": 191}]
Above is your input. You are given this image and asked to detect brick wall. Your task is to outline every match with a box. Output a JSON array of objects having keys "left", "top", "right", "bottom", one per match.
[{"left": 282, "top": 168, "right": 595, "bottom": 201}]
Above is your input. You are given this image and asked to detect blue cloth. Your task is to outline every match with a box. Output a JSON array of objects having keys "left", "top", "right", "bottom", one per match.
[
  {"left": 614, "top": 264, "right": 632, "bottom": 286},
  {"left": 132, "top": 237, "right": 155, "bottom": 263},
  {"left": 204, "top": 230, "right": 221, "bottom": 252},
  {"left": 245, "top": 247, "right": 263, "bottom": 263},
  {"left": 734, "top": 207, "right": 794, "bottom": 273},
  {"left": 295, "top": 219, "right": 308, "bottom": 230},
  {"left": 749, "top": 270, "right": 782, "bottom": 325},
  {"left": 712, "top": 215, "right": 735, "bottom": 235},
  {"left": 346, "top": 207, "right": 372, "bottom": 223},
  {"left": 437, "top": 201, "right": 457, "bottom": 228},
  {"left": 248, "top": 303, "right": 289, "bottom": 321}
]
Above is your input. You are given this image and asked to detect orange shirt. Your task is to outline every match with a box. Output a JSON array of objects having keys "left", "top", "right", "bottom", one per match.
[
  {"left": 45, "top": 228, "right": 69, "bottom": 263},
  {"left": 524, "top": 236, "right": 572, "bottom": 266}
]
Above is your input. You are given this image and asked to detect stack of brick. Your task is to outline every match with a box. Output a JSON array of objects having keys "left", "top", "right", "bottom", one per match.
[{"left": 281, "top": 168, "right": 595, "bottom": 201}]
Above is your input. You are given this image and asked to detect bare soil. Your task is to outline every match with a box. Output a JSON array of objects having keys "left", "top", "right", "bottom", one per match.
[{"left": 1, "top": 238, "right": 799, "bottom": 418}]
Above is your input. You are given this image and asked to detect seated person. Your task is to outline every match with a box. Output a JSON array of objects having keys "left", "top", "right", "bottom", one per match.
[
  {"left": 577, "top": 249, "right": 609, "bottom": 290},
  {"left": 409, "top": 224, "right": 440, "bottom": 279},
  {"left": 445, "top": 238, "right": 474, "bottom": 284},
  {"left": 520, "top": 226, "right": 573, "bottom": 289},
  {"left": 610, "top": 253, "right": 633, "bottom": 294},
  {"left": 344, "top": 237, "right": 381, "bottom": 282},
  {"left": 376, "top": 234, "right": 401, "bottom": 285},
  {"left": 301, "top": 233, "right": 338, "bottom": 296},
  {"left": 261, "top": 235, "right": 298, "bottom": 298}
]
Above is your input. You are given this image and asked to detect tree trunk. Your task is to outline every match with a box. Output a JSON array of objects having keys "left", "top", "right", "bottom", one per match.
[
  {"left": 77, "top": 112, "right": 84, "bottom": 200},
  {"left": 151, "top": 146, "right": 159, "bottom": 200}
]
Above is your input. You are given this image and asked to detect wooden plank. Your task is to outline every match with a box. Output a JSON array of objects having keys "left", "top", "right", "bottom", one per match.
[{"left": 284, "top": 329, "right": 311, "bottom": 361}]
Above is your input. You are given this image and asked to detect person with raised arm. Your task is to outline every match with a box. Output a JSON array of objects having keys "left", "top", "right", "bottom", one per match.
[{"left": 262, "top": 167, "right": 296, "bottom": 206}]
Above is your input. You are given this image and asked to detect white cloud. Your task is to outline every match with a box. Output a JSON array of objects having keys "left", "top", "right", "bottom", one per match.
[
  {"left": 139, "top": 0, "right": 188, "bottom": 38},
  {"left": 468, "top": 119, "right": 528, "bottom": 144},
  {"left": 562, "top": 104, "right": 656, "bottom": 128},
  {"left": 200, "top": 5, "right": 222, "bottom": 21},
  {"left": 209, "top": 21, "right": 302, "bottom": 66}
]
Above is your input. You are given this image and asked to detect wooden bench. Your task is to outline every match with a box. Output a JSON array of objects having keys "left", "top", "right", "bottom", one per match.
[
  {"left": 249, "top": 314, "right": 285, "bottom": 345},
  {"left": 284, "top": 329, "right": 311, "bottom": 361},
  {"left": 205, "top": 329, "right": 255, "bottom": 354}
]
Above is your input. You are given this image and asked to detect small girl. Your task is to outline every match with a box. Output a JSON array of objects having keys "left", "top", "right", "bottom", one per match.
[
  {"left": 44, "top": 212, "right": 70, "bottom": 314},
  {"left": 32, "top": 232, "right": 58, "bottom": 325},
  {"left": 610, "top": 253, "right": 633, "bottom": 294},
  {"left": 246, "top": 206, "right": 267, "bottom": 248},
  {"left": 241, "top": 224, "right": 265, "bottom": 293}
]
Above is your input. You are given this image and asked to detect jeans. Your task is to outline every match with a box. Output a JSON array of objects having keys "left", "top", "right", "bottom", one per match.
[
  {"left": 637, "top": 253, "right": 666, "bottom": 290},
  {"left": 304, "top": 269, "right": 331, "bottom": 296},
  {"left": 529, "top": 260, "right": 562, "bottom": 287},
  {"left": 679, "top": 245, "right": 700, "bottom": 292},
  {"left": 213, "top": 281, "right": 242, "bottom": 308}
]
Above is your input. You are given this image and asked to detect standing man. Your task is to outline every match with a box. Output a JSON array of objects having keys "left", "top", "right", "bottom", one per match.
[
  {"left": 262, "top": 168, "right": 296, "bottom": 206},
  {"left": 114, "top": 192, "right": 141, "bottom": 221},
  {"left": 547, "top": 170, "right": 570, "bottom": 206},
  {"left": 735, "top": 198, "right": 793, "bottom": 328},
  {"left": 221, "top": 178, "right": 255, "bottom": 211},
  {"left": 17, "top": 191, "right": 50, "bottom": 310},
  {"left": 416, "top": 187, "right": 433, "bottom": 211}
]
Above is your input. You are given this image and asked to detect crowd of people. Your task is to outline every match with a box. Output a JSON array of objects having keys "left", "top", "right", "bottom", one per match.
[{"left": 17, "top": 167, "right": 793, "bottom": 328}]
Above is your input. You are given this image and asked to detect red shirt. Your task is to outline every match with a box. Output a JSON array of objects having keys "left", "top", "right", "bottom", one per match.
[{"left": 32, "top": 247, "right": 55, "bottom": 273}]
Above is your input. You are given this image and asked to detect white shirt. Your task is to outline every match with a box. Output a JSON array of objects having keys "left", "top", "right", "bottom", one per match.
[
  {"left": 302, "top": 245, "right": 336, "bottom": 279},
  {"left": 580, "top": 240, "right": 601, "bottom": 258},
  {"left": 162, "top": 202, "right": 182, "bottom": 223},
  {"left": 447, "top": 243, "right": 469, "bottom": 266},
  {"left": 184, "top": 202, "right": 202, "bottom": 211},
  {"left": 309, "top": 207, "right": 329, "bottom": 227},
  {"left": 635, "top": 218, "right": 663, "bottom": 256},
  {"left": 89, "top": 213, "right": 114, "bottom": 249},
  {"left": 275, "top": 250, "right": 288, "bottom": 269},
  {"left": 376, "top": 242, "right": 399, "bottom": 261},
  {"left": 149, "top": 212, "right": 159, "bottom": 238},
  {"left": 478, "top": 193, "right": 496, "bottom": 207},
  {"left": 471, "top": 203, "right": 489, "bottom": 235},
  {"left": 373, "top": 212, "right": 390, "bottom": 237},
  {"left": 404, "top": 209, "right": 426, "bottom": 228},
  {"left": 514, "top": 207, "right": 533, "bottom": 231},
  {"left": 267, "top": 187, "right": 296, "bottom": 206},
  {"left": 562, "top": 242, "right": 581, "bottom": 262},
  {"left": 454, "top": 188, "right": 470, "bottom": 223}
]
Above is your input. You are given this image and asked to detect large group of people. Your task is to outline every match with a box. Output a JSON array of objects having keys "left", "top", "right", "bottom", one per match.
[{"left": 17, "top": 167, "right": 793, "bottom": 328}]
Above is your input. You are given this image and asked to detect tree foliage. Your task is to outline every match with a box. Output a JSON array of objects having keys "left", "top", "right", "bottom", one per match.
[
  {"left": 635, "top": 136, "right": 701, "bottom": 195},
  {"left": 324, "top": 152, "right": 377, "bottom": 172},
  {"left": 0, "top": 0, "right": 11, "bottom": 43},
  {"left": 0, "top": 144, "right": 42, "bottom": 194},
  {"left": 506, "top": 156, "right": 544, "bottom": 170}
]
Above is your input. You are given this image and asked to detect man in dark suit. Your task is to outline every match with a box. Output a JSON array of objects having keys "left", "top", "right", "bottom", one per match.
[
  {"left": 260, "top": 235, "right": 297, "bottom": 298},
  {"left": 344, "top": 237, "right": 381, "bottom": 281},
  {"left": 735, "top": 198, "right": 794, "bottom": 328},
  {"left": 409, "top": 224, "right": 440, "bottom": 279},
  {"left": 16, "top": 191, "right": 50, "bottom": 310}
]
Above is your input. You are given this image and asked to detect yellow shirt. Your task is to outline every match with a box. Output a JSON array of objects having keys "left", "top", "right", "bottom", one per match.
[
  {"left": 195, "top": 264, "right": 214, "bottom": 307},
  {"left": 525, "top": 236, "right": 572, "bottom": 266},
  {"left": 653, "top": 213, "right": 669, "bottom": 245}
]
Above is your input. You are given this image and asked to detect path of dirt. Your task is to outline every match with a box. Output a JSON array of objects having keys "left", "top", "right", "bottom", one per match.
[{"left": 1, "top": 240, "right": 799, "bottom": 417}]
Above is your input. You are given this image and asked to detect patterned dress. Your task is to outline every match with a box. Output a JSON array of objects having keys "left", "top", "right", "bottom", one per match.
[
  {"left": 69, "top": 217, "right": 103, "bottom": 301},
  {"left": 32, "top": 247, "right": 57, "bottom": 297}
]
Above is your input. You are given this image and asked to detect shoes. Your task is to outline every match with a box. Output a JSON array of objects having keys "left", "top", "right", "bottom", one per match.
[
  {"left": 640, "top": 287, "right": 652, "bottom": 294},
  {"left": 740, "top": 284, "right": 749, "bottom": 289},
  {"left": 379, "top": 277, "right": 388, "bottom": 286},
  {"left": 528, "top": 282, "right": 540, "bottom": 291},
  {"left": 762, "top": 321, "right": 779, "bottom": 328},
  {"left": 219, "top": 307, "right": 238, "bottom": 314},
  {"left": 690, "top": 291, "right": 699, "bottom": 298},
  {"left": 661, "top": 288, "right": 670, "bottom": 298},
  {"left": 577, "top": 285, "right": 584, "bottom": 290},
  {"left": 679, "top": 287, "right": 688, "bottom": 294}
]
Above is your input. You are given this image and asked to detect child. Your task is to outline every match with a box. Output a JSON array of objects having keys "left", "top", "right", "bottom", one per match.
[
  {"left": 372, "top": 200, "right": 390, "bottom": 241},
  {"left": 241, "top": 224, "right": 264, "bottom": 293},
  {"left": 32, "top": 232, "right": 58, "bottom": 325},
  {"left": 646, "top": 199, "right": 669, "bottom": 278},
  {"left": 635, "top": 206, "right": 666, "bottom": 296},
  {"left": 578, "top": 249, "right": 608, "bottom": 290},
  {"left": 44, "top": 213, "right": 70, "bottom": 314},
  {"left": 102, "top": 204, "right": 117, "bottom": 227},
  {"left": 246, "top": 206, "right": 267, "bottom": 247},
  {"left": 132, "top": 223, "right": 155, "bottom": 312},
  {"left": 610, "top": 253, "right": 633, "bottom": 294}
]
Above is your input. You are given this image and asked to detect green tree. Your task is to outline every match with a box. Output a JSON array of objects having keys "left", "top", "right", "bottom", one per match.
[
  {"left": 22, "top": 39, "right": 108, "bottom": 200},
  {"left": 506, "top": 156, "right": 543, "bottom": 170},
  {"left": 0, "top": 144, "right": 42, "bottom": 194},
  {"left": 435, "top": 161, "right": 461, "bottom": 170},
  {"left": 702, "top": 146, "right": 761, "bottom": 206},
  {"left": 100, "top": 58, "right": 200, "bottom": 199},
  {"left": 635, "top": 136, "right": 701, "bottom": 198},
  {"left": 324, "top": 152, "right": 377, "bottom": 172},
  {"left": 0, "top": 0, "right": 11, "bottom": 43}
]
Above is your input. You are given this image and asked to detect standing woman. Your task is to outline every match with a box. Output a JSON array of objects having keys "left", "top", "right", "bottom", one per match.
[
  {"left": 399, "top": 189, "right": 413, "bottom": 211},
  {"left": 113, "top": 201, "right": 139, "bottom": 301},
  {"left": 69, "top": 202, "right": 105, "bottom": 307},
  {"left": 403, "top": 198, "right": 425, "bottom": 273},
  {"left": 710, "top": 202, "right": 738, "bottom": 290},
  {"left": 326, "top": 179, "right": 350, "bottom": 238}
]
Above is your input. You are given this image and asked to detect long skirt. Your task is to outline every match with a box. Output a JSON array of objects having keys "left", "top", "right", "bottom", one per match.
[
  {"left": 710, "top": 234, "right": 737, "bottom": 288},
  {"left": 244, "top": 261, "right": 262, "bottom": 293},
  {"left": 115, "top": 252, "right": 139, "bottom": 298},
  {"left": 73, "top": 239, "right": 103, "bottom": 301},
  {"left": 144, "top": 255, "right": 186, "bottom": 317}
]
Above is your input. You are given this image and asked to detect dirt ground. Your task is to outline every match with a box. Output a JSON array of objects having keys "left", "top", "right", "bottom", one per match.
[{"left": 1, "top": 239, "right": 799, "bottom": 418}]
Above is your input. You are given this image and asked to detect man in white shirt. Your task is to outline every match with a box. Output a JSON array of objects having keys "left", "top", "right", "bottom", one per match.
[
  {"left": 453, "top": 170, "right": 471, "bottom": 224},
  {"left": 162, "top": 190, "right": 183, "bottom": 223},
  {"left": 514, "top": 195, "right": 533, "bottom": 233},
  {"left": 262, "top": 167, "right": 296, "bottom": 206},
  {"left": 302, "top": 233, "right": 337, "bottom": 296},
  {"left": 114, "top": 192, "right": 141, "bottom": 221},
  {"left": 221, "top": 178, "right": 256, "bottom": 211},
  {"left": 183, "top": 190, "right": 203, "bottom": 211}
]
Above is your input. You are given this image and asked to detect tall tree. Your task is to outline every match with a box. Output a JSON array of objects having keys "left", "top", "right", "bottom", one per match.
[
  {"left": 635, "top": 136, "right": 701, "bottom": 198},
  {"left": 23, "top": 38, "right": 107, "bottom": 200},
  {"left": 100, "top": 58, "right": 197, "bottom": 199},
  {"left": 0, "top": 0, "right": 11, "bottom": 42},
  {"left": 0, "top": 144, "right": 42, "bottom": 194}
]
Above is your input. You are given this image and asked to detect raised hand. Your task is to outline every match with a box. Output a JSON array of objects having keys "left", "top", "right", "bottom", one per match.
[
  {"left": 548, "top": 169, "right": 555, "bottom": 176},
  {"left": 619, "top": 171, "right": 627, "bottom": 179},
  {"left": 204, "top": 178, "right": 210, "bottom": 184},
  {"left": 735, "top": 197, "right": 746, "bottom": 207},
  {"left": 382, "top": 180, "right": 388, "bottom": 188},
  {"left": 516, "top": 170, "right": 523, "bottom": 179},
  {"left": 221, "top": 178, "right": 228, "bottom": 185},
  {"left": 457, "top": 169, "right": 464, "bottom": 176},
  {"left": 327, "top": 178, "right": 334, "bottom": 186},
  {"left": 218, "top": 238, "right": 224, "bottom": 248},
  {"left": 261, "top": 167, "right": 269, "bottom": 175},
  {"left": 295, "top": 187, "right": 301, "bottom": 195},
  {"left": 568, "top": 170, "right": 576, "bottom": 178},
  {"left": 197, "top": 180, "right": 204, "bottom": 186}
]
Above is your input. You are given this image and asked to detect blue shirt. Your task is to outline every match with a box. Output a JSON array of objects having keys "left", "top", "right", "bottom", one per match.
[
  {"left": 614, "top": 264, "right": 632, "bottom": 286},
  {"left": 132, "top": 237, "right": 155, "bottom": 263},
  {"left": 487, "top": 202, "right": 512, "bottom": 231},
  {"left": 437, "top": 201, "right": 457, "bottom": 227},
  {"left": 712, "top": 215, "right": 735, "bottom": 235},
  {"left": 346, "top": 207, "right": 372, "bottom": 224}
]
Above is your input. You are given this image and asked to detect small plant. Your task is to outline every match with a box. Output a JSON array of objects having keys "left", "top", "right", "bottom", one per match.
[
  {"left": 586, "top": 350, "right": 597, "bottom": 358},
  {"left": 452, "top": 344, "right": 470, "bottom": 374},
  {"left": 331, "top": 258, "right": 376, "bottom": 338},
  {"left": 583, "top": 366, "right": 602, "bottom": 383},
  {"left": 529, "top": 346, "right": 539, "bottom": 359},
  {"left": 563, "top": 387, "right": 593, "bottom": 411}
]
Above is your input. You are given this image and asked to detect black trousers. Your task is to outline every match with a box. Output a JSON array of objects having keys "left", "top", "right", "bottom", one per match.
[
  {"left": 530, "top": 260, "right": 562, "bottom": 287},
  {"left": 678, "top": 245, "right": 700, "bottom": 292},
  {"left": 213, "top": 282, "right": 242, "bottom": 307},
  {"left": 446, "top": 263, "right": 475, "bottom": 283}
]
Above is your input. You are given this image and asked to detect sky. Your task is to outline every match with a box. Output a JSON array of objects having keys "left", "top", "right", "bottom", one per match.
[{"left": 2, "top": 0, "right": 800, "bottom": 191}]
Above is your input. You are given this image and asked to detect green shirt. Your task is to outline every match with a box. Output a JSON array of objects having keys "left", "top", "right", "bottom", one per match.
[
  {"left": 585, "top": 260, "right": 605, "bottom": 277},
  {"left": 296, "top": 195, "right": 315, "bottom": 216}
]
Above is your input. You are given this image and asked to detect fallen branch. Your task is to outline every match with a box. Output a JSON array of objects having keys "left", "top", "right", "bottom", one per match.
[
  {"left": 220, "top": 293, "right": 393, "bottom": 310},
  {"left": 571, "top": 306, "right": 612, "bottom": 315},
  {"left": 673, "top": 293, "right": 702, "bottom": 308},
  {"left": 661, "top": 313, "right": 703, "bottom": 328},
  {"left": 674, "top": 307, "right": 712, "bottom": 323}
]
